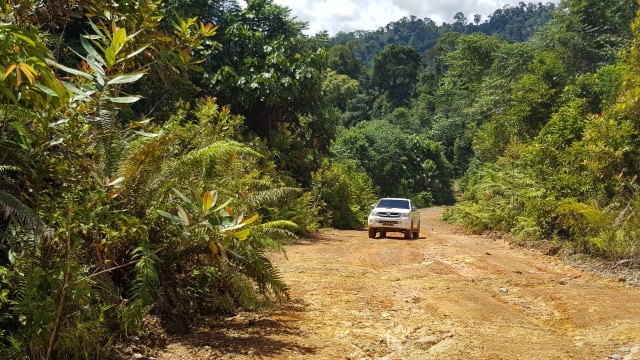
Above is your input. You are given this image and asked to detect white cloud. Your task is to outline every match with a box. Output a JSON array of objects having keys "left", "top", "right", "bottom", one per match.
[{"left": 273, "top": 0, "right": 561, "bottom": 35}]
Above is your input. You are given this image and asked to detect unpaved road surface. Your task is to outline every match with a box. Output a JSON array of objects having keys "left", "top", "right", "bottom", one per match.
[{"left": 155, "top": 208, "right": 640, "bottom": 359}]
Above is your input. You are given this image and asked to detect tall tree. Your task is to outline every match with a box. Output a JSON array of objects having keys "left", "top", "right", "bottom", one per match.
[
  {"left": 192, "top": 0, "right": 331, "bottom": 184},
  {"left": 372, "top": 44, "right": 420, "bottom": 108}
]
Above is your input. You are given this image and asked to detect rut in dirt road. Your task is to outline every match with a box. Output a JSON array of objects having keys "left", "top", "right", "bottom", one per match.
[{"left": 155, "top": 208, "right": 640, "bottom": 360}]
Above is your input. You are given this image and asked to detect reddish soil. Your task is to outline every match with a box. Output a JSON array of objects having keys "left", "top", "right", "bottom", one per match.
[{"left": 151, "top": 207, "right": 640, "bottom": 359}]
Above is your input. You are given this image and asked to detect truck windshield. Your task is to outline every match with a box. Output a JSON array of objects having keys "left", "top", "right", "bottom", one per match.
[{"left": 376, "top": 199, "right": 410, "bottom": 209}]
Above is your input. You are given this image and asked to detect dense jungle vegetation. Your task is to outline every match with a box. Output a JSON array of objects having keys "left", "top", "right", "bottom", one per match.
[{"left": 1, "top": 0, "right": 640, "bottom": 357}]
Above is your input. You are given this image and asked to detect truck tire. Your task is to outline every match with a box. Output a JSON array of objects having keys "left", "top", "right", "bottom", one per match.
[
  {"left": 413, "top": 221, "right": 420, "bottom": 239},
  {"left": 404, "top": 226, "right": 413, "bottom": 239},
  {"left": 368, "top": 228, "right": 376, "bottom": 238}
]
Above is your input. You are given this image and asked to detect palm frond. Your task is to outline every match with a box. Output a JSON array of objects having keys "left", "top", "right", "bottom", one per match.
[
  {"left": 248, "top": 187, "right": 302, "bottom": 209},
  {"left": 252, "top": 220, "right": 298, "bottom": 242},
  {"left": 229, "top": 245, "right": 289, "bottom": 300}
]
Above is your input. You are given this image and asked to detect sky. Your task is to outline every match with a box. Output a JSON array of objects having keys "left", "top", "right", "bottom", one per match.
[{"left": 272, "top": 0, "right": 561, "bottom": 36}]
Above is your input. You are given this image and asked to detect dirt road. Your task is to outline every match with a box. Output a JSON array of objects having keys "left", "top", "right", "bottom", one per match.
[{"left": 155, "top": 208, "right": 640, "bottom": 359}]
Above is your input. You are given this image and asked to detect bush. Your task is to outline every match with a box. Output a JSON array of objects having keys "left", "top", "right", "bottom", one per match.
[{"left": 312, "top": 158, "right": 377, "bottom": 229}]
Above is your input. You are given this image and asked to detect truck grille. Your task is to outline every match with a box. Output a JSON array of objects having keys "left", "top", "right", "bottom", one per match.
[{"left": 378, "top": 212, "right": 401, "bottom": 218}]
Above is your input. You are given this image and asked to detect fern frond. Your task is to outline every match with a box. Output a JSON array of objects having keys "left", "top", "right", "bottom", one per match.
[
  {"left": 123, "top": 243, "right": 161, "bottom": 334},
  {"left": 227, "top": 271, "right": 258, "bottom": 309},
  {"left": 248, "top": 187, "right": 302, "bottom": 209},
  {"left": 0, "top": 190, "right": 40, "bottom": 228},
  {"left": 252, "top": 220, "right": 298, "bottom": 242},
  {"left": 229, "top": 246, "right": 289, "bottom": 300},
  {"left": 255, "top": 220, "right": 298, "bottom": 231},
  {"left": 0, "top": 165, "right": 19, "bottom": 173},
  {"left": 9, "top": 120, "right": 31, "bottom": 140},
  {"left": 129, "top": 243, "right": 160, "bottom": 306},
  {"left": 181, "top": 141, "right": 262, "bottom": 165}
]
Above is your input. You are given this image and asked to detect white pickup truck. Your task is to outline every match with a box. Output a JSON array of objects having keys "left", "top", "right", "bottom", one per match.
[{"left": 367, "top": 198, "right": 420, "bottom": 239}]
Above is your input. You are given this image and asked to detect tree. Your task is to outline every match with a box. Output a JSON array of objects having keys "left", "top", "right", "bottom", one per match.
[
  {"left": 328, "top": 44, "right": 363, "bottom": 78},
  {"left": 532, "top": 0, "right": 638, "bottom": 75},
  {"left": 453, "top": 12, "right": 467, "bottom": 25},
  {"left": 195, "top": 0, "right": 331, "bottom": 185},
  {"left": 372, "top": 44, "right": 420, "bottom": 108},
  {"left": 473, "top": 14, "right": 482, "bottom": 26},
  {"left": 333, "top": 120, "right": 453, "bottom": 206}
]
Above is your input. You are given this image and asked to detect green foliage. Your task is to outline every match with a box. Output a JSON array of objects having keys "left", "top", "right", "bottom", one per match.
[
  {"left": 6, "top": 0, "right": 640, "bottom": 357},
  {"left": 372, "top": 44, "right": 421, "bottom": 108},
  {"left": 328, "top": 44, "right": 363, "bottom": 78},
  {"left": 311, "top": 158, "right": 377, "bottom": 229},
  {"left": 447, "top": 3, "right": 640, "bottom": 261},
  {"left": 333, "top": 120, "right": 454, "bottom": 205},
  {"left": 155, "top": 187, "right": 290, "bottom": 314},
  {"left": 330, "top": 3, "right": 556, "bottom": 65},
  {"left": 113, "top": 98, "right": 303, "bottom": 320},
  {"left": 532, "top": 0, "right": 638, "bottom": 75},
  {"left": 0, "top": 23, "right": 66, "bottom": 114},
  {"left": 194, "top": 0, "right": 331, "bottom": 185}
]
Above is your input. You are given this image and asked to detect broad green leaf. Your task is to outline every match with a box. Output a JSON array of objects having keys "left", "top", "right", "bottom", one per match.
[
  {"left": 105, "top": 47, "right": 116, "bottom": 68},
  {"left": 112, "top": 28, "right": 127, "bottom": 53},
  {"left": 173, "top": 188, "right": 191, "bottom": 203},
  {"left": 95, "top": 73, "right": 105, "bottom": 90},
  {"left": 120, "top": 44, "right": 150, "bottom": 63},
  {"left": 12, "top": 33, "right": 36, "bottom": 46},
  {"left": 34, "top": 84, "right": 60, "bottom": 97},
  {"left": 80, "top": 36, "right": 103, "bottom": 63},
  {"left": 88, "top": 21, "right": 106, "bottom": 43},
  {"left": 221, "top": 222, "right": 247, "bottom": 232},
  {"left": 46, "top": 59, "right": 92, "bottom": 80},
  {"left": 172, "top": 188, "right": 198, "bottom": 213},
  {"left": 86, "top": 58, "right": 106, "bottom": 76},
  {"left": 156, "top": 210, "right": 183, "bottom": 224},
  {"left": 213, "top": 198, "right": 232, "bottom": 212},
  {"left": 68, "top": 47, "right": 105, "bottom": 75},
  {"left": 234, "top": 228, "right": 251, "bottom": 240},
  {"left": 107, "top": 73, "right": 145, "bottom": 85},
  {"left": 107, "top": 96, "right": 141, "bottom": 104},
  {"left": 0, "top": 87, "right": 18, "bottom": 103}
]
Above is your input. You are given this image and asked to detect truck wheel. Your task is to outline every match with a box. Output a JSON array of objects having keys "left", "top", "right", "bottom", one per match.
[
  {"left": 380, "top": 231, "right": 386, "bottom": 238},
  {"left": 368, "top": 228, "right": 376, "bottom": 238},
  {"left": 413, "top": 221, "right": 420, "bottom": 239},
  {"left": 404, "top": 226, "right": 413, "bottom": 239}
]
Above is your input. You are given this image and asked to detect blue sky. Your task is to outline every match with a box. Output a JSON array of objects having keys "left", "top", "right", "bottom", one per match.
[{"left": 272, "top": 0, "right": 561, "bottom": 35}]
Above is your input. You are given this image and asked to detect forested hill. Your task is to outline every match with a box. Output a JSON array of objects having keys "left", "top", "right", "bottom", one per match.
[{"left": 331, "top": 2, "right": 556, "bottom": 64}]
